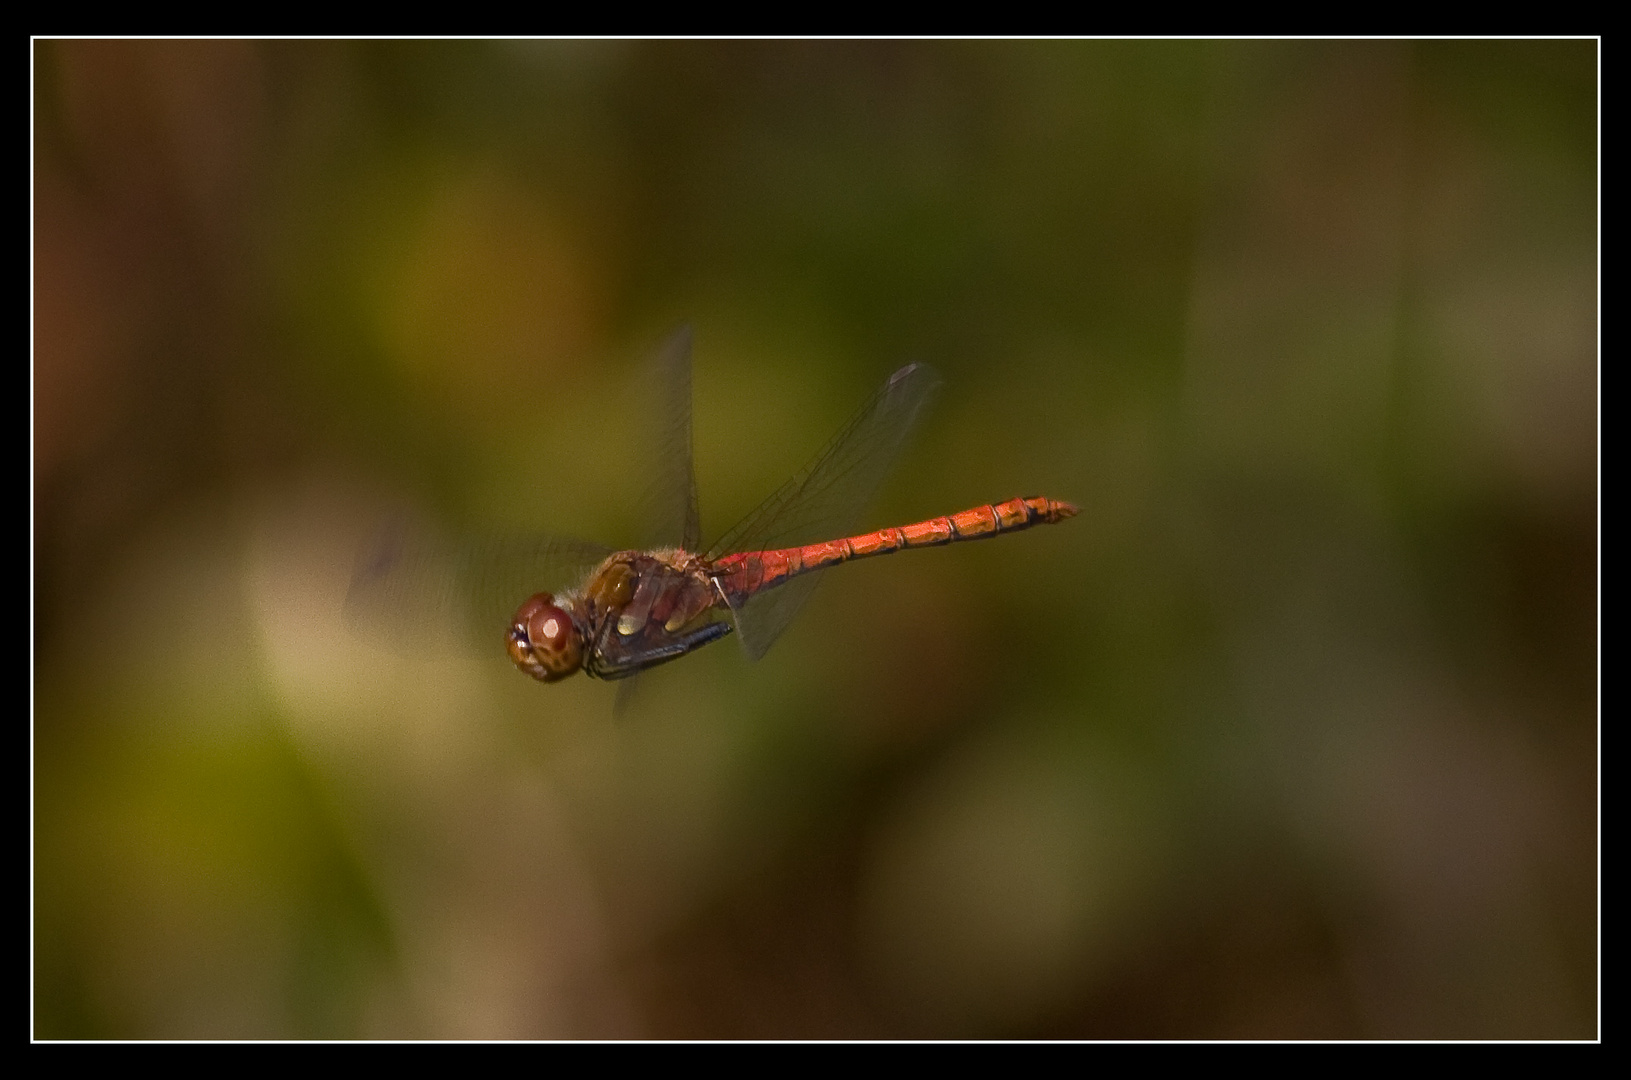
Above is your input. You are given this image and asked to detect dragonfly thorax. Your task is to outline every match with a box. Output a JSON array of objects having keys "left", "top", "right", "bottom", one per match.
[{"left": 507, "top": 550, "right": 736, "bottom": 684}]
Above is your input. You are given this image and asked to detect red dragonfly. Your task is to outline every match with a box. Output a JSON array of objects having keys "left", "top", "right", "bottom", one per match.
[{"left": 348, "top": 329, "right": 1075, "bottom": 687}]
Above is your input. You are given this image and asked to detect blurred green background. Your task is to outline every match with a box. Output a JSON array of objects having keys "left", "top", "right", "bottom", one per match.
[{"left": 33, "top": 40, "right": 1596, "bottom": 1039}]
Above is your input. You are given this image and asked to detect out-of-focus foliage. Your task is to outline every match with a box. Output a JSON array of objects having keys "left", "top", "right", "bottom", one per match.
[{"left": 34, "top": 40, "right": 1596, "bottom": 1039}]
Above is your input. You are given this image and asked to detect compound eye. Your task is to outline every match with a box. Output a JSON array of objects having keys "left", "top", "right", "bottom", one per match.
[
  {"left": 507, "top": 593, "right": 583, "bottom": 682},
  {"left": 527, "top": 603, "right": 571, "bottom": 650}
]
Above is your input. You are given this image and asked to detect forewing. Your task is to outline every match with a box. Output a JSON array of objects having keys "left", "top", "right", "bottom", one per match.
[
  {"left": 707, "top": 362, "right": 942, "bottom": 660},
  {"left": 634, "top": 326, "right": 702, "bottom": 553},
  {"left": 345, "top": 517, "right": 612, "bottom": 658},
  {"left": 622, "top": 326, "right": 703, "bottom": 706}
]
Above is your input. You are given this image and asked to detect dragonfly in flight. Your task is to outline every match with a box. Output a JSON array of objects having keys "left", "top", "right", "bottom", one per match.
[{"left": 349, "top": 329, "right": 1076, "bottom": 688}]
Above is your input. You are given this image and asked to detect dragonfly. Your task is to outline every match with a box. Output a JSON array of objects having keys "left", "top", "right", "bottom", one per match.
[{"left": 347, "top": 328, "right": 1076, "bottom": 689}]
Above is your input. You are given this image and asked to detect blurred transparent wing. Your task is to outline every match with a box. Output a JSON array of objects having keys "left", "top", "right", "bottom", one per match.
[
  {"left": 345, "top": 517, "right": 613, "bottom": 658},
  {"left": 613, "top": 674, "right": 642, "bottom": 718},
  {"left": 622, "top": 326, "right": 701, "bottom": 711},
  {"left": 634, "top": 325, "right": 702, "bottom": 553},
  {"left": 707, "top": 362, "right": 942, "bottom": 660}
]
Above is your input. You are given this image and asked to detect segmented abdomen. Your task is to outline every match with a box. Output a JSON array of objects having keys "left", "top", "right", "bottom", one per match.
[{"left": 712, "top": 496, "right": 1077, "bottom": 603}]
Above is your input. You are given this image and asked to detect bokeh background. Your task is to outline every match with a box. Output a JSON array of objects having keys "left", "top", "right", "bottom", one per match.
[{"left": 33, "top": 40, "right": 1597, "bottom": 1040}]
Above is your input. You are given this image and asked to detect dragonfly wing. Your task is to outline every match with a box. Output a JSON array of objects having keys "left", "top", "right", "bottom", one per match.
[
  {"left": 613, "top": 675, "right": 642, "bottom": 718},
  {"left": 345, "top": 517, "right": 613, "bottom": 658},
  {"left": 621, "top": 326, "right": 703, "bottom": 706},
  {"left": 634, "top": 325, "right": 702, "bottom": 553},
  {"left": 708, "top": 361, "right": 942, "bottom": 660},
  {"left": 724, "top": 573, "right": 823, "bottom": 661}
]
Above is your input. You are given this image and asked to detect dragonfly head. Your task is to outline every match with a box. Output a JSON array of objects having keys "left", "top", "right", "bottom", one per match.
[{"left": 507, "top": 593, "right": 584, "bottom": 682}]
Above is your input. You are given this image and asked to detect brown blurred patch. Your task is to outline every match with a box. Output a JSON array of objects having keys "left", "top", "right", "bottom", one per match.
[
  {"left": 1036, "top": 859, "right": 1360, "bottom": 1039},
  {"left": 35, "top": 40, "right": 272, "bottom": 656},
  {"left": 809, "top": 560, "right": 989, "bottom": 763},
  {"left": 34, "top": 159, "right": 138, "bottom": 480},
  {"left": 369, "top": 170, "right": 610, "bottom": 425},
  {"left": 623, "top": 850, "right": 884, "bottom": 1040}
]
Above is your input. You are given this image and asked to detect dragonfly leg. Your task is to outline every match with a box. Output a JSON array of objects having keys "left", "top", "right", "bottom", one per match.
[{"left": 589, "top": 620, "right": 735, "bottom": 680}]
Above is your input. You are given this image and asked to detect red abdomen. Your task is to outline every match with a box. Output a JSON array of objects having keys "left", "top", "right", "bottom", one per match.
[{"left": 712, "top": 496, "right": 1077, "bottom": 602}]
